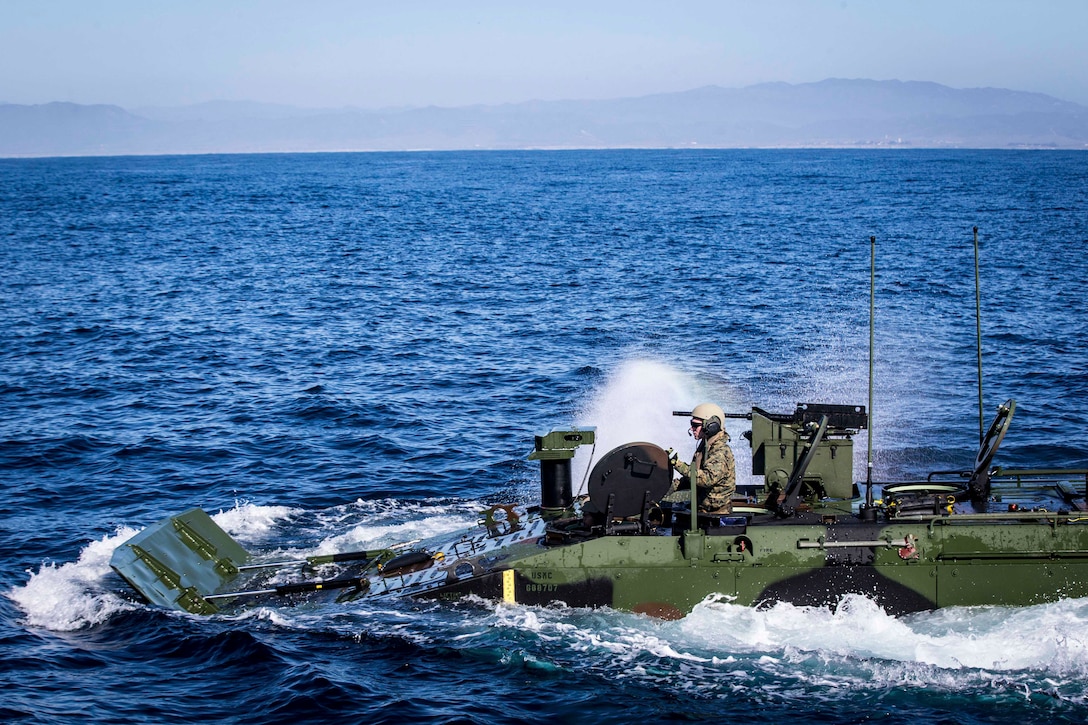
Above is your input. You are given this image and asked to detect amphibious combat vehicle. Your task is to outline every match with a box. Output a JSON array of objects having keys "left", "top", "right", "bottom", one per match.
[
  {"left": 111, "top": 396, "right": 1088, "bottom": 619},
  {"left": 110, "top": 231, "right": 1088, "bottom": 618}
]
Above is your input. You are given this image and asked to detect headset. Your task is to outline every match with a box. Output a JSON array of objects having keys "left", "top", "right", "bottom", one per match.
[
  {"left": 676, "top": 406, "right": 724, "bottom": 439},
  {"left": 701, "top": 415, "right": 722, "bottom": 438}
]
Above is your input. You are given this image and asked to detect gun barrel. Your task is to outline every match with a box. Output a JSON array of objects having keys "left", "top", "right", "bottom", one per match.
[{"left": 672, "top": 410, "right": 751, "bottom": 419}]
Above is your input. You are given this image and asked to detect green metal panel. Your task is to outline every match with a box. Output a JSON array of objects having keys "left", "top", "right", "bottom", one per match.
[
  {"left": 934, "top": 521, "right": 1088, "bottom": 606},
  {"left": 110, "top": 508, "right": 250, "bottom": 614},
  {"left": 614, "top": 566, "right": 736, "bottom": 619},
  {"left": 937, "top": 560, "right": 1088, "bottom": 606}
]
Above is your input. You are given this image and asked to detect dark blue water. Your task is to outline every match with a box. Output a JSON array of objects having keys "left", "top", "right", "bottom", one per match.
[{"left": 3, "top": 149, "right": 1088, "bottom": 723}]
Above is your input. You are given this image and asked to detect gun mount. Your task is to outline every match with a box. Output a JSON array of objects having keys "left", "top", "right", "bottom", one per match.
[
  {"left": 746, "top": 403, "right": 867, "bottom": 510},
  {"left": 528, "top": 428, "right": 596, "bottom": 513}
]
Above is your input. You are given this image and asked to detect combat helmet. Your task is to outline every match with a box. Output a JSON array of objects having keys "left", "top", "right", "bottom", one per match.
[{"left": 691, "top": 402, "right": 726, "bottom": 437}]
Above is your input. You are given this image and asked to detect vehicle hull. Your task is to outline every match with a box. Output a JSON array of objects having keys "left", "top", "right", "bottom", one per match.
[{"left": 423, "top": 514, "right": 1088, "bottom": 618}]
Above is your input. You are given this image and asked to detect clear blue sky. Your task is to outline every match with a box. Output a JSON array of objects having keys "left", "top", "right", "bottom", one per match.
[{"left": 3, "top": 0, "right": 1085, "bottom": 109}]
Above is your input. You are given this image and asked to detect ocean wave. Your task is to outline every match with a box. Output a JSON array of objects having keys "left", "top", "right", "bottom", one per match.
[{"left": 9, "top": 527, "right": 140, "bottom": 631}]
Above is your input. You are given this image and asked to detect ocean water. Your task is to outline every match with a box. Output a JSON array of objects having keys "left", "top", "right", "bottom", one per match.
[{"left": 2, "top": 149, "right": 1088, "bottom": 723}]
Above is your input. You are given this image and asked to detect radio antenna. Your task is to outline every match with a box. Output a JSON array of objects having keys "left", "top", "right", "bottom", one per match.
[
  {"left": 973, "top": 226, "right": 984, "bottom": 444},
  {"left": 862, "top": 235, "right": 877, "bottom": 519}
]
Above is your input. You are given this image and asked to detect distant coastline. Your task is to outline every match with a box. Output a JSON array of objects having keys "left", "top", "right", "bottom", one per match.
[{"left": 3, "top": 79, "right": 1087, "bottom": 158}]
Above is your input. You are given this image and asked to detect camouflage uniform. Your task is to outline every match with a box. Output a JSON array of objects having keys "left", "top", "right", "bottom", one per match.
[{"left": 671, "top": 430, "right": 736, "bottom": 513}]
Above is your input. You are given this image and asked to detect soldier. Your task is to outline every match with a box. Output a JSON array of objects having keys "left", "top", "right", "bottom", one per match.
[{"left": 668, "top": 402, "right": 737, "bottom": 514}]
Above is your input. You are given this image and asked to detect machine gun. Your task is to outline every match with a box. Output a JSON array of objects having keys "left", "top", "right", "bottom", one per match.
[{"left": 746, "top": 403, "right": 867, "bottom": 513}]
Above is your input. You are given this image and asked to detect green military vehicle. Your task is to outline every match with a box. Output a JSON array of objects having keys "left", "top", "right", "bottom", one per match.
[{"left": 111, "top": 397, "right": 1088, "bottom": 618}]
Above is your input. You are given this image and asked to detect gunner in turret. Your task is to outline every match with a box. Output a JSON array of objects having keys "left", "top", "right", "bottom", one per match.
[{"left": 668, "top": 402, "right": 737, "bottom": 514}]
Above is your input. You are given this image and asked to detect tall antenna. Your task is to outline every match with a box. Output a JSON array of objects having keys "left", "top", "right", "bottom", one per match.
[
  {"left": 974, "top": 226, "right": 984, "bottom": 444},
  {"left": 862, "top": 235, "right": 877, "bottom": 518}
]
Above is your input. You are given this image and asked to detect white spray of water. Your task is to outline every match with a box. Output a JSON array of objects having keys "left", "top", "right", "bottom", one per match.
[
  {"left": 683, "top": 592, "right": 1088, "bottom": 674},
  {"left": 570, "top": 358, "right": 757, "bottom": 493},
  {"left": 311, "top": 512, "right": 480, "bottom": 555},
  {"left": 211, "top": 501, "right": 302, "bottom": 544},
  {"left": 295, "top": 498, "right": 487, "bottom": 555},
  {"left": 9, "top": 528, "right": 141, "bottom": 631},
  {"left": 255, "top": 584, "right": 1088, "bottom": 702},
  {"left": 461, "top": 592, "right": 1088, "bottom": 698}
]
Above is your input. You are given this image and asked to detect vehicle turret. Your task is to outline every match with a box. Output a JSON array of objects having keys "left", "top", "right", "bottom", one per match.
[{"left": 745, "top": 403, "right": 867, "bottom": 511}]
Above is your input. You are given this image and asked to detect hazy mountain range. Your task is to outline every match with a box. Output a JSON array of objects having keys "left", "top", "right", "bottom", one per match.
[{"left": 3, "top": 79, "right": 1087, "bottom": 157}]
